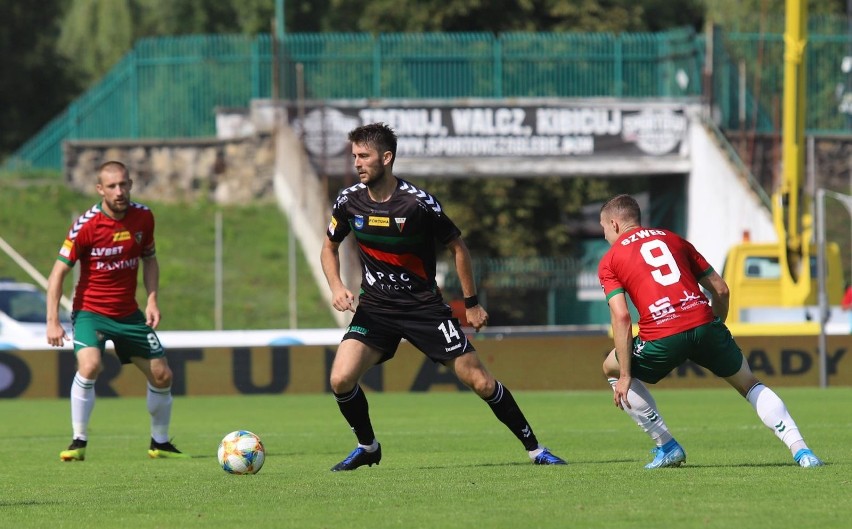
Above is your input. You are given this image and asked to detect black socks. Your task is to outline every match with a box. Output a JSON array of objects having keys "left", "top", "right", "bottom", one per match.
[
  {"left": 333, "top": 384, "right": 375, "bottom": 446},
  {"left": 483, "top": 381, "right": 539, "bottom": 451}
]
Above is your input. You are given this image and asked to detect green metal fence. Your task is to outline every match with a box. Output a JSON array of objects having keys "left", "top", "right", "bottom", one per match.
[
  {"left": 276, "top": 28, "right": 701, "bottom": 100},
  {"left": 7, "top": 28, "right": 701, "bottom": 169},
  {"left": 9, "top": 34, "right": 272, "bottom": 169},
  {"left": 711, "top": 29, "right": 852, "bottom": 134},
  {"left": 706, "top": 16, "right": 852, "bottom": 135},
  {"left": 9, "top": 21, "right": 852, "bottom": 171}
]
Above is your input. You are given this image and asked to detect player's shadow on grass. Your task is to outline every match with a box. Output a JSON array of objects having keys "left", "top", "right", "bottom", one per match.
[
  {"left": 416, "top": 462, "right": 530, "bottom": 470},
  {"left": 592, "top": 458, "right": 805, "bottom": 468},
  {"left": 685, "top": 462, "right": 813, "bottom": 469},
  {"left": 593, "top": 458, "right": 638, "bottom": 464},
  {"left": 0, "top": 500, "right": 62, "bottom": 507}
]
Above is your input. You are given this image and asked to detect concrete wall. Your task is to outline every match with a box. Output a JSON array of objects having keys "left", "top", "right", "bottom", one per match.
[
  {"left": 64, "top": 135, "right": 276, "bottom": 205},
  {"left": 686, "top": 118, "right": 776, "bottom": 271},
  {"left": 270, "top": 110, "right": 360, "bottom": 328}
]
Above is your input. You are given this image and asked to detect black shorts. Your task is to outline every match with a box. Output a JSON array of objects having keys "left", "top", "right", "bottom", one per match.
[{"left": 343, "top": 303, "right": 475, "bottom": 364}]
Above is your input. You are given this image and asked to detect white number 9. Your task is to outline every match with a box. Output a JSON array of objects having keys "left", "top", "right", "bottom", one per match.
[{"left": 640, "top": 240, "right": 680, "bottom": 286}]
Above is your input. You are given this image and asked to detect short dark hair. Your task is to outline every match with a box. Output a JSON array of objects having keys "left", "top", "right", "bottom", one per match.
[
  {"left": 348, "top": 122, "right": 397, "bottom": 163},
  {"left": 601, "top": 194, "right": 641, "bottom": 224}
]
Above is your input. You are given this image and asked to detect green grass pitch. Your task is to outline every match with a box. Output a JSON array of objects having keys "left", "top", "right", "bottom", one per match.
[{"left": 3, "top": 388, "right": 849, "bottom": 529}]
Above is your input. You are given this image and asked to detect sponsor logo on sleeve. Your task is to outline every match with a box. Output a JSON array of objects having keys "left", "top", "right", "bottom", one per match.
[
  {"left": 59, "top": 240, "right": 73, "bottom": 258},
  {"left": 328, "top": 217, "right": 338, "bottom": 235}
]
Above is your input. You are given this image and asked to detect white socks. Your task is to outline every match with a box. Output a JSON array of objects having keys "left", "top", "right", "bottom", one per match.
[
  {"left": 147, "top": 383, "right": 173, "bottom": 444},
  {"left": 70, "top": 373, "right": 96, "bottom": 441},
  {"left": 745, "top": 383, "right": 807, "bottom": 455},
  {"left": 358, "top": 440, "right": 379, "bottom": 452},
  {"left": 607, "top": 378, "right": 810, "bottom": 458},
  {"left": 608, "top": 378, "right": 673, "bottom": 447},
  {"left": 70, "top": 374, "right": 174, "bottom": 444},
  {"left": 528, "top": 446, "right": 547, "bottom": 459}
]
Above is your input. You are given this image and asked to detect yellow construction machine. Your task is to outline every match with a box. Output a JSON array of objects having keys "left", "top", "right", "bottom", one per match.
[{"left": 722, "top": 0, "right": 844, "bottom": 327}]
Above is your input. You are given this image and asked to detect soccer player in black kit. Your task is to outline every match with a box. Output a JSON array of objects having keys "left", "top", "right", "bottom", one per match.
[{"left": 320, "top": 122, "right": 566, "bottom": 471}]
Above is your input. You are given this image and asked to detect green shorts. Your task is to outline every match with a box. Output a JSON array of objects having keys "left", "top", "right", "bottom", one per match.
[
  {"left": 629, "top": 318, "right": 743, "bottom": 384},
  {"left": 72, "top": 310, "right": 165, "bottom": 364}
]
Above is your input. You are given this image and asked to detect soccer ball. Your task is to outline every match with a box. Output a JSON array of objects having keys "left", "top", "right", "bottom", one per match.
[{"left": 217, "top": 430, "right": 265, "bottom": 475}]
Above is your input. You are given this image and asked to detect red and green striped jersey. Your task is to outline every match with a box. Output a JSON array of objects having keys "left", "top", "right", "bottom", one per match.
[
  {"left": 327, "top": 178, "right": 461, "bottom": 311},
  {"left": 598, "top": 227, "right": 714, "bottom": 341},
  {"left": 57, "top": 203, "right": 156, "bottom": 318}
]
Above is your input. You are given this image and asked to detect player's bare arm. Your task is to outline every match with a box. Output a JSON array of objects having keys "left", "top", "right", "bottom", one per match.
[
  {"left": 607, "top": 292, "right": 634, "bottom": 410},
  {"left": 142, "top": 255, "right": 161, "bottom": 328},
  {"left": 698, "top": 271, "right": 730, "bottom": 322},
  {"left": 45, "top": 260, "right": 72, "bottom": 347},
  {"left": 320, "top": 238, "right": 355, "bottom": 312},
  {"left": 446, "top": 236, "right": 488, "bottom": 331}
]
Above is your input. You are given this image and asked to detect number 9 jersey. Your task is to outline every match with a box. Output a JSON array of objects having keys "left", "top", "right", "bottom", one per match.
[{"left": 598, "top": 227, "right": 715, "bottom": 341}]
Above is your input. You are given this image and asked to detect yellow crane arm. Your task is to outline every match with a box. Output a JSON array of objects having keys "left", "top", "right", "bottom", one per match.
[{"left": 776, "top": 0, "right": 812, "bottom": 303}]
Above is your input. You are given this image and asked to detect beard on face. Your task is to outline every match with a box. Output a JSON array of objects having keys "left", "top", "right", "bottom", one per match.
[{"left": 107, "top": 196, "right": 128, "bottom": 212}]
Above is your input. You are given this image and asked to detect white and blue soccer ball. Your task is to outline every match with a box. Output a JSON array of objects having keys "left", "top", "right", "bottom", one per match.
[{"left": 218, "top": 430, "right": 265, "bottom": 475}]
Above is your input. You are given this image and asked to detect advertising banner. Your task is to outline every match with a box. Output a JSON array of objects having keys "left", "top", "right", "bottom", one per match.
[
  {"left": 283, "top": 100, "right": 691, "bottom": 175},
  {"left": 1, "top": 334, "right": 848, "bottom": 398}
]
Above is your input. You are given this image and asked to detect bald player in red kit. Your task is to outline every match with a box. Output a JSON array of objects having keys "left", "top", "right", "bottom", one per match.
[{"left": 47, "top": 161, "right": 189, "bottom": 462}]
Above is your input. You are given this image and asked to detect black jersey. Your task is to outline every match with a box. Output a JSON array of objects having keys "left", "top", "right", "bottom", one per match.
[{"left": 326, "top": 178, "right": 461, "bottom": 311}]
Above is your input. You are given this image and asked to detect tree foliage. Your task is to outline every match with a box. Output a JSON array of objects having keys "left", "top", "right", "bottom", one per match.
[
  {"left": 703, "top": 0, "right": 847, "bottom": 31},
  {"left": 0, "top": 0, "right": 80, "bottom": 161},
  {"left": 57, "top": 0, "right": 134, "bottom": 86},
  {"left": 133, "top": 0, "right": 276, "bottom": 35},
  {"left": 425, "top": 177, "right": 613, "bottom": 257},
  {"left": 323, "top": 0, "right": 703, "bottom": 33},
  {"left": 2, "top": 0, "right": 712, "bottom": 159},
  {"left": 56, "top": 0, "right": 276, "bottom": 86},
  {"left": 54, "top": 0, "right": 708, "bottom": 89}
]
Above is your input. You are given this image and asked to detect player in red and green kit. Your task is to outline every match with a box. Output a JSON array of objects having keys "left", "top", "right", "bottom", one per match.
[
  {"left": 597, "top": 194, "right": 822, "bottom": 468},
  {"left": 46, "top": 161, "right": 188, "bottom": 461}
]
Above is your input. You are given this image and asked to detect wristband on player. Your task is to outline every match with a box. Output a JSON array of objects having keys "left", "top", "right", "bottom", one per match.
[{"left": 464, "top": 295, "right": 479, "bottom": 308}]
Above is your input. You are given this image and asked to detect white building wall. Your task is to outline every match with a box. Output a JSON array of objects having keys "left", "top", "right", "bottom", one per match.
[
  {"left": 686, "top": 119, "right": 777, "bottom": 272},
  {"left": 273, "top": 113, "right": 360, "bottom": 328}
]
